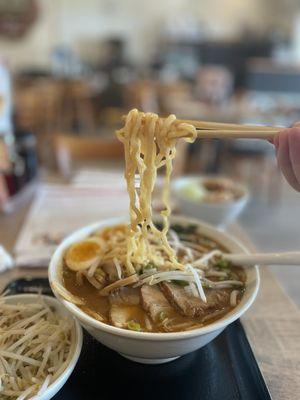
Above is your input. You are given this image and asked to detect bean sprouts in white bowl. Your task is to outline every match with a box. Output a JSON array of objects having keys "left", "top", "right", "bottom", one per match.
[{"left": 0, "top": 294, "right": 82, "bottom": 400}]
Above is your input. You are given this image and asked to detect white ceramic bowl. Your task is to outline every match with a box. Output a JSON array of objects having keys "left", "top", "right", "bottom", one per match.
[
  {"left": 4, "top": 294, "right": 83, "bottom": 400},
  {"left": 49, "top": 216, "right": 259, "bottom": 365},
  {"left": 172, "top": 176, "right": 249, "bottom": 228}
]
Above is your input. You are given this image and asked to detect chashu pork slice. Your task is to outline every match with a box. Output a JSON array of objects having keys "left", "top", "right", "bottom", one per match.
[
  {"left": 109, "top": 287, "right": 141, "bottom": 328},
  {"left": 109, "top": 287, "right": 140, "bottom": 306},
  {"left": 140, "top": 284, "right": 174, "bottom": 322},
  {"left": 109, "top": 305, "right": 137, "bottom": 328},
  {"left": 160, "top": 282, "right": 229, "bottom": 318}
]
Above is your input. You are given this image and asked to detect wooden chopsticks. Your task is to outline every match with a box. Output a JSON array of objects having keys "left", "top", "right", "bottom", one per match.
[
  {"left": 176, "top": 119, "right": 283, "bottom": 140},
  {"left": 121, "top": 113, "right": 283, "bottom": 140},
  {"left": 190, "top": 129, "right": 276, "bottom": 140}
]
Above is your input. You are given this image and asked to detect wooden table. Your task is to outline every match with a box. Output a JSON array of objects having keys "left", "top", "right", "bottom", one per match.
[{"left": 0, "top": 199, "right": 300, "bottom": 400}]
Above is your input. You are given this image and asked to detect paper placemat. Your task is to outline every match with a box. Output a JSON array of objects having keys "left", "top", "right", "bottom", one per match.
[
  {"left": 14, "top": 182, "right": 129, "bottom": 267},
  {"left": 71, "top": 168, "right": 126, "bottom": 188}
]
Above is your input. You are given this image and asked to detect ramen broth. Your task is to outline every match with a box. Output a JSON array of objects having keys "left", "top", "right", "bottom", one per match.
[{"left": 62, "top": 226, "right": 246, "bottom": 333}]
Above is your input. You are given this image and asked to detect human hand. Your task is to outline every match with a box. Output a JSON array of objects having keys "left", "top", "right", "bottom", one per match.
[{"left": 273, "top": 122, "right": 300, "bottom": 191}]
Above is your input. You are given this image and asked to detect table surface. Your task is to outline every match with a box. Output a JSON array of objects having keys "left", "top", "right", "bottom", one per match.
[{"left": 0, "top": 193, "right": 300, "bottom": 400}]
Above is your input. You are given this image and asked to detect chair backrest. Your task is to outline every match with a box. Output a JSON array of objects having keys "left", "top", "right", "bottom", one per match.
[
  {"left": 14, "top": 80, "right": 64, "bottom": 132},
  {"left": 54, "top": 134, "right": 124, "bottom": 177}
]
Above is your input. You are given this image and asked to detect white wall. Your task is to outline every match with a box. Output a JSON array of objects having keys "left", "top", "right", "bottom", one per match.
[
  {"left": 0, "top": 0, "right": 55, "bottom": 70},
  {"left": 0, "top": 0, "right": 297, "bottom": 71}
]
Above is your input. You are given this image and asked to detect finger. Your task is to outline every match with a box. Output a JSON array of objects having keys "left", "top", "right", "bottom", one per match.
[
  {"left": 272, "top": 132, "right": 280, "bottom": 148},
  {"left": 271, "top": 122, "right": 300, "bottom": 145},
  {"left": 277, "top": 130, "right": 300, "bottom": 191},
  {"left": 287, "top": 128, "right": 300, "bottom": 190},
  {"left": 272, "top": 128, "right": 287, "bottom": 155},
  {"left": 274, "top": 126, "right": 299, "bottom": 154}
]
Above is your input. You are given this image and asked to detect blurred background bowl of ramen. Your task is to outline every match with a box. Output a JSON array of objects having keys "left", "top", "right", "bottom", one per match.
[{"left": 172, "top": 176, "right": 249, "bottom": 228}]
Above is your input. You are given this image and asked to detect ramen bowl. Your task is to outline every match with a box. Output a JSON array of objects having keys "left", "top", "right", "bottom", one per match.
[
  {"left": 49, "top": 216, "right": 259, "bottom": 364},
  {"left": 172, "top": 176, "right": 249, "bottom": 228}
]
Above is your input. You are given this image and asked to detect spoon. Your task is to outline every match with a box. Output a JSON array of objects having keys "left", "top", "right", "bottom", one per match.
[{"left": 224, "top": 251, "right": 300, "bottom": 267}]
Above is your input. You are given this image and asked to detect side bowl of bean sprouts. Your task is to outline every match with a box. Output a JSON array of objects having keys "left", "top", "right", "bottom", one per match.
[
  {"left": 0, "top": 294, "right": 83, "bottom": 400},
  {"left": 49, "top": 215, "right": 259, "bottom": 364}
]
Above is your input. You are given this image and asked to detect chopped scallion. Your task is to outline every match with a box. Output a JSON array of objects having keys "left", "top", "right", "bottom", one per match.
[
  {"left": 127, "top": 320, "right": 141, "bottom": 332},
  {"left": 173, "top": 280, "right": 189, "bottom": 287},
  {"left": 144, "top": 263, "right": 156, "bottom": 271},
  {"left": 159, "top": 311, "right": 167, "bottom": 321},
  {"left": 215, "top": 259, "right": 232, "bottom": 270}
]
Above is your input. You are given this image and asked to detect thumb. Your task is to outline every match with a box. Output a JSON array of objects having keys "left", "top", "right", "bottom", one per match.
[{"left": 272, "top": 122, "right": 300, "bottom": 146}]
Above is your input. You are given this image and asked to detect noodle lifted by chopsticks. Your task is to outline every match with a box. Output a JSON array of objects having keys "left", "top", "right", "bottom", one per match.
[{"left": 116, "top": 109, "right": 196, "bottom": 274}]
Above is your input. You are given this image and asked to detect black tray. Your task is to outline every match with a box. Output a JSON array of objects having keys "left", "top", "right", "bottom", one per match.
[{"left": 3, "top": 278, "right": 272, "bottom": 400}]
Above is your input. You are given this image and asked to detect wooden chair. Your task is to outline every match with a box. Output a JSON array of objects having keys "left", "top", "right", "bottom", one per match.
[
  {"left": 36, "top": 80, "right": 64, "bottom": 132},
  {"left": 54, "top": 134, "right": 124, "bottom": 178},
  {"left": 14, "top": 79, "right": 64, "bottom": 133},
  {"left": 14, "top": 80, "right": 65, "bottom": 169},
  {"left": 14, "top": 86, "right": 41, "bottom": 132},
  {"left": 60, "top": 80, "right": 95, "bottom": 133}
]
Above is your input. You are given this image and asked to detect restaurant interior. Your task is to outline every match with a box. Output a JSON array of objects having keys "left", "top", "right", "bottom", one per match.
[{"left": 0, "top": 1, "right": 299, "bottom": 399}]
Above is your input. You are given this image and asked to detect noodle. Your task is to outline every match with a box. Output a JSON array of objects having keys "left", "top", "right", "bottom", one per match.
[{"left": 116, "top": 109, "right": 196, "bottom": 274}]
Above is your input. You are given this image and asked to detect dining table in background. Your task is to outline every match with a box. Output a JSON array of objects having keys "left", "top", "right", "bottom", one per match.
[{"left": 0, "top": 174, "right": 299, "bottom": 400}]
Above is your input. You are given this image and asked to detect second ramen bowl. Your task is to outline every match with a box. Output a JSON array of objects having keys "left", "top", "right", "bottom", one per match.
[
  {"left": 49, "top": 216, "right": 259, "bottom": 364},
  {"left": 172, "top": 176, "right": 249, "bottom": 228}
]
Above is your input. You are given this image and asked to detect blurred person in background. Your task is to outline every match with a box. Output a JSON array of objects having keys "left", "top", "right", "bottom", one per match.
[{"left": 195, "top": 65, "right": 234, "bottom": 105}]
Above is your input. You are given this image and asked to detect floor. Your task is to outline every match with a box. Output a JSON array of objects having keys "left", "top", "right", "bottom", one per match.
[{"left": 238, "top": 179, "right": 300, "bottom": 307}]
